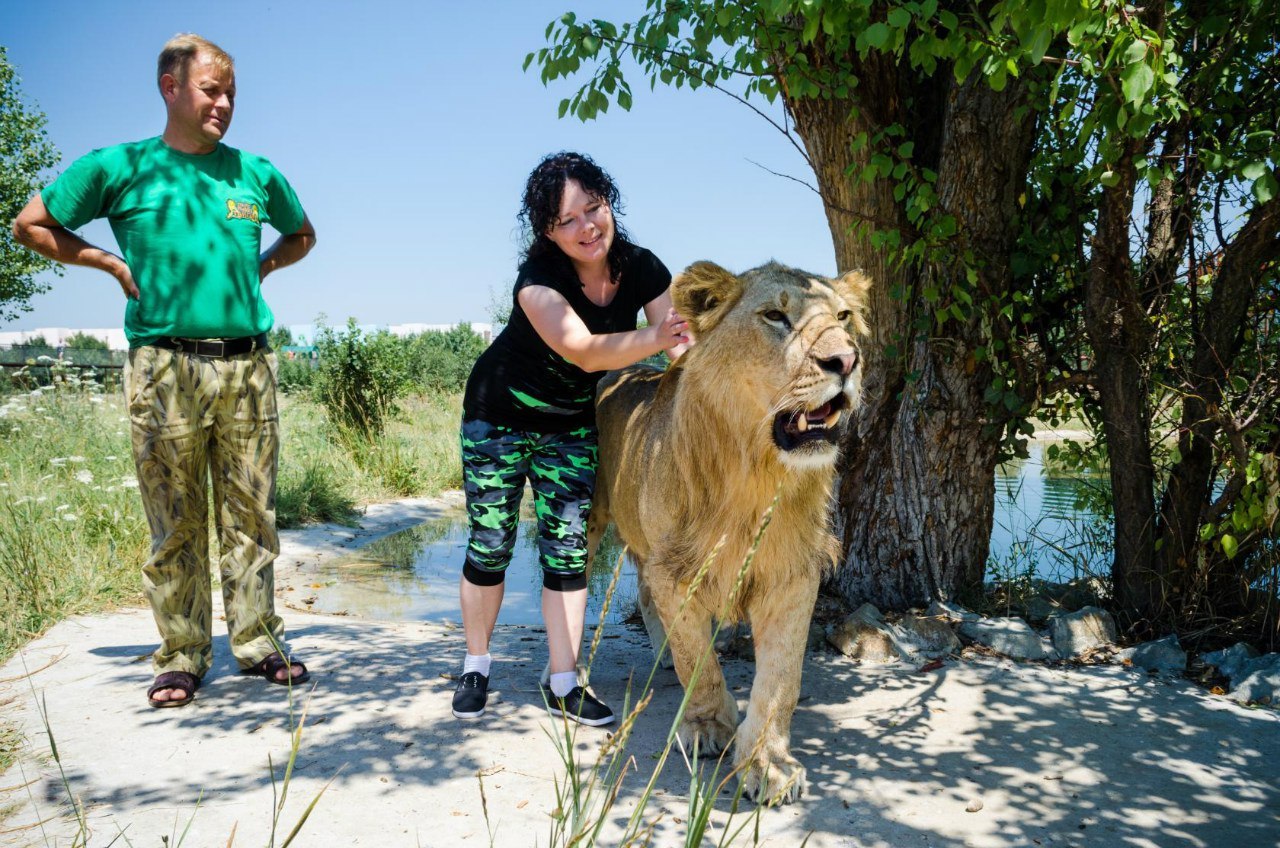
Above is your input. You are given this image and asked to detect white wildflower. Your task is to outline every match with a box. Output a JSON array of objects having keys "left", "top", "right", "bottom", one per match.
[
  {"left": 56, "top": 504, "right": 70, "bottom": 511},
  {"left": 75, "top": 470, "right": 94, "bottom": 484},
  {"left": 36, "top": 496, "right": 49, "bottom": 503},
  {"left": 104, "top": 455, "right": 118, "bottom": 461},
  {"left": 50, "top": 457, "right": 69, "bottom": 467},
  {"left": 68, "top": 456, "right": 87, "bottom": 463},
  {"left": 61, "top": 513, "right": 77, "bottom": 522},
  {"left": 120, "top": 477, "right": 139, "bottom": 488}
]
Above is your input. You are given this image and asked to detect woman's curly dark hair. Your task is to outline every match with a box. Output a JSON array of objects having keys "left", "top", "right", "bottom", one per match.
[{"left": 519, "top": 151, "right": 634, "bottom": 283}]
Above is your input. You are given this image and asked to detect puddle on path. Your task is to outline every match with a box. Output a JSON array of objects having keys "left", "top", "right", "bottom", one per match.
[{"left": 307, "top": 499, "right": 634, "bottom": 625}]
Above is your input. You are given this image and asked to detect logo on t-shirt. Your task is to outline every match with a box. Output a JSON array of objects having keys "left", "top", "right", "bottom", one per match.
[{"left": 225, "top": 199, "right": 260, "bottom": 224}]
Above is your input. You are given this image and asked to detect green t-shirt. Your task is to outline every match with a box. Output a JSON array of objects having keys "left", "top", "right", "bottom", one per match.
[{"left": 42, "top": 137, "right": 306, "bottom": 347}]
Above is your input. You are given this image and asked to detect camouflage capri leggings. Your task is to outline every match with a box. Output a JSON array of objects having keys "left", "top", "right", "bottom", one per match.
[{"left": 460, "top": 418, "right": 598, "bottom": 592}]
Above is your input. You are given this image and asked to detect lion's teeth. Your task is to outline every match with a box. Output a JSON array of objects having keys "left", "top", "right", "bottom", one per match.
[
  {"left": 795, "top": 414, "right": 808, "bottom": 433},
  {"left": 824, "top": 409, "right": 841, "bottom": 428}
]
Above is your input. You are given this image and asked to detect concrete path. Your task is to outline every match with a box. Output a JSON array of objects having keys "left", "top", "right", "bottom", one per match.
[{"left": 2, "top": 499, "right": 1278, "bottom": 847}]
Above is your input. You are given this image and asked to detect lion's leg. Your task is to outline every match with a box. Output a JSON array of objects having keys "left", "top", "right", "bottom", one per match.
[
  {"left": 735, "top": 571, "right": 819, "bottom": 805},
  {"left": 636, "top": 575, "right": 673, "bottom": 669},
  {"left": 645, "top": 566, "right": 738, "bottom": 756}
]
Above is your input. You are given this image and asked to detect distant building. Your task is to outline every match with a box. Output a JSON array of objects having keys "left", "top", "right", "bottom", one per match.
[{"left": 0, "top": 326, "right": 128, "bottom": 349}]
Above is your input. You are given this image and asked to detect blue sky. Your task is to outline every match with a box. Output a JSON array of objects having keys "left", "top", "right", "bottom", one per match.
[{"left": 2, "top": 0, "right": 835, "bottom": 333}]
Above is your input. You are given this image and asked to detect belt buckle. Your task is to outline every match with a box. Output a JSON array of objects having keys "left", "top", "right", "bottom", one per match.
[{"left": 200, "top": 339, "right": 227, "bottom": 357}]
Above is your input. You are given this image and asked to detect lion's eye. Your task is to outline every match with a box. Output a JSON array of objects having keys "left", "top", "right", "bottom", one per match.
[
  {"left": 763, "top": 309, "right": 790, "bottom": 327},
  {"left": 837, "top": 310, "right": 852, "bottom": 322}
]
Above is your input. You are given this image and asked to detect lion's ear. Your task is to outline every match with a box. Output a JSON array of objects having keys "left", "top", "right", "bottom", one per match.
[
  {"left": 673, "top": 261, "right": 744, "bottom": 336},
  {"left": 832, "top": 269, "right": 873, "bottom": 337}
]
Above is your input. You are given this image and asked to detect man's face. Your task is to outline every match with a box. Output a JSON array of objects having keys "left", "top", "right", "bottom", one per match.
[{"left": 163, "top": 53, "right": 235, "bottom": 145}]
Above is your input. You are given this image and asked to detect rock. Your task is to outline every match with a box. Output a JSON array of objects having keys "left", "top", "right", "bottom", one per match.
[
  {"left": 897, "top": 614, "right": 962, "bottom": 658},
  {"left": 1053, "top": 578, "right": 1108, "bottom": 610},
  {"left": 826, "top": 617, "right": 898, "bottom": 663},
  {"left": 927, "top": 600, "right": 980, "bottom": 623},
  {"left": 958, "top": 617, "right": 1049, "bottom": 660},
  {"left": 1019, "top": 595, "right": 1059, "bottom": 623},
  {"left": 1227, "top": 653, "right": 1280, "bottom": 707},
  {"left": 1118, "top": 635, "right": 1186, "bottom": 675},
  {"left": 1201, "top": 642, "right": 1261, "bottom": 681},
  {"left": 850, "top": 603, "right": 886, "bottom": 624},
  {"left": 1049, "top": 606, "right": 1118, "bottom": 658}
]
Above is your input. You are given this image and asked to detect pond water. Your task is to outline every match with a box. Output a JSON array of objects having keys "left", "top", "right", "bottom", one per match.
[{"left": 305, "top": 441, "right": 1110, "bottom": 625}]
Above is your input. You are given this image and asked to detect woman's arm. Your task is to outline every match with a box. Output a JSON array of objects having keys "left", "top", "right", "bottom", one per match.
[{"left": 518, "top": 284, "right": 689, "bottom": 372}]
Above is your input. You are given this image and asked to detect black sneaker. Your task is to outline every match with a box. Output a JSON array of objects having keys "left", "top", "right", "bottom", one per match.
[
  {"left": 543, "top": 684, "right": 615, "bottom": 727},
  {"left": 452, "top": 671, "right": 489, "bottom": 718}
]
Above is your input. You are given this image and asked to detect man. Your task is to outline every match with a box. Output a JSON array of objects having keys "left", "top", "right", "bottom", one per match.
[{"left": 12, "top": 34, "right": 316, "bottom": 707}]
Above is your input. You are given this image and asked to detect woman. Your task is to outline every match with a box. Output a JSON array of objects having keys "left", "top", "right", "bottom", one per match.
[{"left": 452, "top": 152, "right": 689, "bottom": 725}]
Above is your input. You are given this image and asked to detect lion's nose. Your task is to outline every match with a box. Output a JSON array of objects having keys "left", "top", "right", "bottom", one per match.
[{"left": 819, "top": 351, "right": 857, "bottom": 376}]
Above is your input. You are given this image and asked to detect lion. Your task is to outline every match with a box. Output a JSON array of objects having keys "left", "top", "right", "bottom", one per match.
[{"left": 588, "top": 260, "right": 871, "bottom": 805}]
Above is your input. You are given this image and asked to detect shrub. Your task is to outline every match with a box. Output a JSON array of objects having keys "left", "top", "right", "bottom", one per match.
[
  {"left": 312, "top": 319, "right": 411, "bottom": 438},
  {"left": 275, "top": 352, "right": 316, "bottom": 395},
  {"left": 404, "top": 324, "right": 486, "bottom": 393}
]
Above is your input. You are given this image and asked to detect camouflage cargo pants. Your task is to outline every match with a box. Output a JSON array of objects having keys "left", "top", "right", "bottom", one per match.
[
  {"left": 460, "top": 418, "right": 598, "bottom": 592},
  {"left": 126, "top": 345, "right": 286, "bottom": 678}
]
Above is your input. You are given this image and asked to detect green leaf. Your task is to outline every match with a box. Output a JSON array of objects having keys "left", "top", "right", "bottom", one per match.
[
  {"left": 1253, "top": 171, "right": 1278, "bottom": 204},
  {"left": 888, "top": 8, "right": 911, "bottom": 28},
  {"left": 1199, "top": 523, "right": 1216, "bottom": 542},
  {"left": 1221, "top": 534, "right": 1238, "bottom": 559},
  {"left": 1121, "top": 62, "right": 1154, "bottom": 105},
  {"left": 863, "top": 22, "right": 891, "bottom": 50},
  {"left": 1029, "top": 27, "right": 1052, "bottom": 65},
  {"left": 1123, "top": 40, "right": 1148, "bottom": 65},
  {"left": 1241, "top": 161, "right": 1267, "bottom": 180},
  {"left": 617, "top": 88, "right": 633, "bottom": 111},
  {"left": 1099, "top": 170, "right": 1120, "bottom": 187}
]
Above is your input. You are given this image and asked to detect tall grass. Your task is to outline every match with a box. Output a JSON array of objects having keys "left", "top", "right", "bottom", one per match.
[{"left": 0, "top": 383, "right": 464, "bottom": 667}]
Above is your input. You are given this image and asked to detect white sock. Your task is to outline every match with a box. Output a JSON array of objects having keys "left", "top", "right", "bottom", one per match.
[
  {"left": 463, "top": 653, "right": 491, "bottom": 678},
  {"left": 549, "top": 671, "right": 578, "bottom": 698}
]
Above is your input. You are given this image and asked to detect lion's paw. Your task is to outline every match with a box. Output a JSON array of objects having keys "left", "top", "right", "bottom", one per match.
[
  {"left": 741, "top": 755, "right": 807, "bottom": 806},
  {"left": 676, "top": 714, "right": 735, "bottom": 757}
]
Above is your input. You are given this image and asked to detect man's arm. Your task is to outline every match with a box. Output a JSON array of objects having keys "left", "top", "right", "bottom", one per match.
[
  {"left": 259, "top": 215, "right": 316, "bottom": 281},
  {"left": 11, "top": 193, "right": 139, "bottom": 298}
]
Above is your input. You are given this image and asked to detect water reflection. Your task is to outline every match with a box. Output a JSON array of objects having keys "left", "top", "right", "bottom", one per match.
[
  {"left": 307, "top": 441, "right": 1110, "bottom": 623},
  {"left": 308, "top": 498, "right": 635, "bottom": 625},
  {"left": 992, "top": 441, "right": 1110, "bottom": 582}
]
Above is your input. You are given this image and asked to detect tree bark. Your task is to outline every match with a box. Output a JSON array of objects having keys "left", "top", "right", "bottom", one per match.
[{"left": 786, "top": 57, "right": 1038, "bottom": 608}]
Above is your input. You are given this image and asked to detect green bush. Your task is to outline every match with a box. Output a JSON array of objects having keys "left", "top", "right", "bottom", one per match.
[
  {"left": 275, "top": 353, "right": 316, "bottom": 395},
  {"left": 312, "top": 319, "right": 411, "bottom": 438},
  {"left": 404, "top": 324, "right": 486, "bottom": 393}
]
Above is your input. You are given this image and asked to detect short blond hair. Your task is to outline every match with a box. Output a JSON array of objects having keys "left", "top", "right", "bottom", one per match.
[{"left": 156, "top": 34, "right": 234, "bottom": 91}]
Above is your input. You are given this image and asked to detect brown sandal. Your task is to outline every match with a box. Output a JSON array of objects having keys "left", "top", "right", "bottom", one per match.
[
  {"left": 147, "top": 670, "right": 200, "bottom": 708},
  {"left": 241, "top": 651, "right": 310, "bottom": 686}
]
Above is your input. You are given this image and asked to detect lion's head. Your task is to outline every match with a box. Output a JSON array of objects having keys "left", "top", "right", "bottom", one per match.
[{"left": 672, "top": 260, "right": 871, "bottom": 468}]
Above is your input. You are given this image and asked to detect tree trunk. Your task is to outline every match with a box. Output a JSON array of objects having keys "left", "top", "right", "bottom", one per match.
[
  {"left": 787, "top": 60, "right": 1037, "bottom": 608},
  {"left": 1084, "top": 143, "right": 1161, "bottom": 626}
]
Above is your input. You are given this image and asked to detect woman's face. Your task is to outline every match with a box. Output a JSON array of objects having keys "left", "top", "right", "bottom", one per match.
[{"left": 545, "top": 178, "right": 614, "bottom": 270}]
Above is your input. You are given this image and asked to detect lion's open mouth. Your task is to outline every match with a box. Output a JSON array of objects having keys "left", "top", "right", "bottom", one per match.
[{"left": 772, "top": 394, "right": 849, "bottom": 452}]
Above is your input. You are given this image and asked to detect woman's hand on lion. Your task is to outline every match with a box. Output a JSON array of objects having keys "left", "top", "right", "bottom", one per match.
[{"left": 656, "top": 307, "right": 692, "bottom": 356}]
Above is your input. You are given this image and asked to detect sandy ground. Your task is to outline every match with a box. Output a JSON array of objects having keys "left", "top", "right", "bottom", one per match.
[{"left": 2, "top": 497, "right": 1278, "bottom": 848}]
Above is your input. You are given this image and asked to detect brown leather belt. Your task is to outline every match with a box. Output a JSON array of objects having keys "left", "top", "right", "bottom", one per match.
[{"left": 151, "top": 333, "right": 270, "bottom": 358}]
